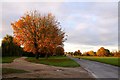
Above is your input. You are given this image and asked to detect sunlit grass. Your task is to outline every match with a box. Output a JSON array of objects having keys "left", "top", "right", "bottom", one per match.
[
  {"left": 26, "top": 56, "right": 80, "bottom": 67},
  {"left": 75, "top": 56, "right": 120, "bottom": 67}
]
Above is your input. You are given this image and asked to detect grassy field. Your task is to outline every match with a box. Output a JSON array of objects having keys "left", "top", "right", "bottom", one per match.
[
  {"left": 2, "top": 68, "right": 28, "bottom": 74},
  {"left": 75, "top": 56, "right": 120, "bottom": 67},
  {"left": 2, "top": 57, "right": 19, "bottom": 63},
  {"left": 26, "top": 56, "right": 80, "bottom": 67}
]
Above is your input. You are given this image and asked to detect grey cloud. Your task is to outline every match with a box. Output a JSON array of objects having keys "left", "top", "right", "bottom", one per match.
[{"left": 58, "top": 2, "right": 118, "bottom": 47}]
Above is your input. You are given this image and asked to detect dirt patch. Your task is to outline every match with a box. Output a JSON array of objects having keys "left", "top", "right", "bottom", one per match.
[{"left": 2, "top": 57, "right": 94, "bottom": 78}]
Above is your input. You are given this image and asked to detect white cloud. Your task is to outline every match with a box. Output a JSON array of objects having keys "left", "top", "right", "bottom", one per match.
[{"left": 64, "top": 42, "right": 118, "bottom": 53}]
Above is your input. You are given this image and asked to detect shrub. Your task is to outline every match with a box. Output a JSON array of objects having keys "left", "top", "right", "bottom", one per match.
[{"left": 55, "top": 46, "right": 64, "bottom": 56}]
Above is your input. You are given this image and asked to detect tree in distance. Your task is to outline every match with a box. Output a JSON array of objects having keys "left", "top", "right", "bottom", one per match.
[
  {"left": 74, "top": 50, "right": 82, "bottom": 56},
  {"left": 96, "top": 47, "right": 110, "bottom": 57}
]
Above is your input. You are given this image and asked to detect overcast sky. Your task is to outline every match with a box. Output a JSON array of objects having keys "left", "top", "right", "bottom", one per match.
[{"left": 0, "top": 1, "right": 118, "bottom": 52}]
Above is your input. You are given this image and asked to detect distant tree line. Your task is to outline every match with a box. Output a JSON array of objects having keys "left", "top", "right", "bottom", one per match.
[
  {"left": 2, "top": 34, "right": 119, "bottom": 57},
  {"left": 111, "top": 51, "right": 120, "bottom": 57},
  {"left": 66, "top": 47, "right": 120, "bottom": 57}
]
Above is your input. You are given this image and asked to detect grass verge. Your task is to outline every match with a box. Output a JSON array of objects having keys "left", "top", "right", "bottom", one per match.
[
  {"left": 2, "top": 57, "right": 19, "bottom": 63},
  {"left": 2, "top": 68, "right": 29, "bottom": 74},
  {"left": 75, "top": 56, "right": 120, "bottom": 67},
  {"left": 26, "top": 56, "right": 80, "bottom": 67}
]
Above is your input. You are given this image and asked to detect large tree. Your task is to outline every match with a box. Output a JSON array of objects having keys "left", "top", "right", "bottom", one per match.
[{"left": 11, "top": 11, "right": 66, "bottom": 59}]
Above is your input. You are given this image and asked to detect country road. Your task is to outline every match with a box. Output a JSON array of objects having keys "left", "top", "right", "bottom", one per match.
[{"left": 68, "top": 56, "right": 120, "bottom": 78}]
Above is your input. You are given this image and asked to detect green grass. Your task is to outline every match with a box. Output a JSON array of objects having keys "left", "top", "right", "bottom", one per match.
[
  {"left": 2, "top": 68, "right": 29, "bottom": 74},
  {"left": 2, "top": 57, "right": 19, "bottom": 63},
  {"left": 75, "top": 56, "right": 120, "bottom": 67},
  {"left": 26, "top": 56, "right": 80, "bottom": 67}
]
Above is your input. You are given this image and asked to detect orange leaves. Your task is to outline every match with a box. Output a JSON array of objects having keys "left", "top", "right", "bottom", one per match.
[
  {"left": 26, "top": 15, "right": 30, "bottom": 20},
  {"left": 34, "top": 18, "right": 39, "bottom": 23},
  {"left": 96, "top": 47, "right": 110, "bottom": 56},
  {"left": 31, "top": 26, "right": 35, "bottom": 33},
  {"left": 23, "top": 42, "right": 35, "bottom": 52},
  {"left": 11, "top": 11, "right": 66, "bottom": 55},
  {"left": 15, "top": 19, "right": 23, "bottom": 28},
  {"left": 23, "top": 15, "right": 31, "bottom": 23}
]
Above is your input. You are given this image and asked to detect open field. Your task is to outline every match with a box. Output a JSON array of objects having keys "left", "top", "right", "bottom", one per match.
[
  {"left": 2, "top": 57, "right": 19, "bottom": 63},
  {"left": 26, "top": 56, "right": 80, "bottom": 67},
  {"left": 2, "top": 68, "right": 29, "bottom": 74},
  {"left": 74, "top": 56, "right": 120, "bottom": 67}
]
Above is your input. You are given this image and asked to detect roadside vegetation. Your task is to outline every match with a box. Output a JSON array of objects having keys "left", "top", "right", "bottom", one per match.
[
  {"left": 2, "top": 68, "right": 29, "bottom": 74},
  {"left": 26, "top": 56, "right": 80, "bottom": 67},
  {"left": 66, "top": 47, "right": 120, "bottom": 67},
  {"left": 75, "top": 56, "right": 120, "bottom": 67}
]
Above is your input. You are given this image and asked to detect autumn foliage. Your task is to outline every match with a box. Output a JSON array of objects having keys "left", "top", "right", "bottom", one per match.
[
  {"left": 65, "top": 47, "right": 117, "bottom": 57},
  {"left": 111, "top": 51, "right": 120, "bottom": 57},
  {"left": 11, "top": 11, "right": 66, "bottom": 59},
  {"left": 82, "top": 50, "right": 96, "bottom": 56},
  {"left": 96, "top": 47, "right": 110, "bottom": 57}
]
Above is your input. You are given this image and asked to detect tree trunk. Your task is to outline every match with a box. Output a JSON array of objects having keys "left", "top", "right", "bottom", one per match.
[
  {"left": 35, "top": 52, "right": 39, "bottom": 59},
  {"left": 45, "top": 54, "right": 48, "bottom": 59}
]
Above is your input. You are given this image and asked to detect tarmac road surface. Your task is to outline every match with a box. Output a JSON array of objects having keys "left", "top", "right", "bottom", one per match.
[{"left": 68, "top": 56, "right": 120, "bottom": 78}]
